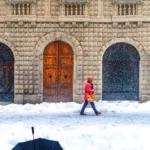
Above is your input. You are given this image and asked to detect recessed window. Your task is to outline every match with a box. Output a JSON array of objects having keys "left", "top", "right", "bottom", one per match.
[
  {"left": 118, "top": 4, "right": 137, "bottom": 15},
  {"left": 12, "top": 3, "right": 31, "bottom": 15},
  {"left": 113, "top": 0, "right": 141, "bottom": 16},
  {"left": 65, "top": 3, "right": 84, "bottom": 16}
]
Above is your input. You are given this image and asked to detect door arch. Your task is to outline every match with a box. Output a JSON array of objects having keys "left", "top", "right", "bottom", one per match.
[
  {"left": 102, "top": 42, "right": 140, "bottom": 100},
  {"left": 0, "top": 43, "right": 14, "bottom": 102},
  {"left": 43, "top": 41, "right": 74, "bottom": 102}
]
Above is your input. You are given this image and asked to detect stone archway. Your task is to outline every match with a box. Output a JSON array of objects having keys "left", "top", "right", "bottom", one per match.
[
  {"left": 0, "top": 42, "right": 15, "bottom": 102},
  {"left": 0, "top": 38, "right": 17, "bottom": 60},
  {"left": 98, "top": 38, "right": 145, "bottom": 101},
  {"left": 102, "top": 42, "right": 140, "bottom": 100},
  {"left": 34, "top": 31, "right": 83, "bottom": 102},
  {"left": 35, "top": 31, "right": 83, "bottom": 57},
  {"left": 100, "top": 38, "right": 145, "bottom": 58}
]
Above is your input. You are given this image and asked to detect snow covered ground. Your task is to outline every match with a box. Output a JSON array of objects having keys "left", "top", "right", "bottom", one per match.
[{"left": 0, "top": 100, "right": 150, "bottom": 150}]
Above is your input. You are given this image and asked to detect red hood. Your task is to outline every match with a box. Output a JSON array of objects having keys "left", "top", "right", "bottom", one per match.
[{"left": 87, "top": 76, "right": 93, "bottom": 83}]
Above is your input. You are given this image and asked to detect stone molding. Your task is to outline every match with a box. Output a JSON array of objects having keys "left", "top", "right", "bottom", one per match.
[
  {"left": 99, "top": 38, "right": 145, "bottom": 60},
  {"left": 35, "top": 31, "right": 83, "bottom": 57},
  {"left": 112, "top": 0, "right": 142, "bottom": 5},
  {"left": 0, "top": 38, "right": 17, "bottom": 59},
  {"left": 6, "top": 0, "right": 38, "bottom": 4},
  {"left": 59, "top": 0, "right": 89, "bottom": 4}
]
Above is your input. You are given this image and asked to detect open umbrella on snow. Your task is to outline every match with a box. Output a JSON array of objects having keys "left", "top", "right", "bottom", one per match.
[
  {"left": 12, "top": 138, "right": 63, "bottom": 150},
  {"left": 12, "top": 127, "right": 63, "bottom": 150}
]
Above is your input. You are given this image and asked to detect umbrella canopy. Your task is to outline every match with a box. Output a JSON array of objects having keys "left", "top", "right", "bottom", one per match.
[{"left": 12, "top": 138, "right": 63, "bottom": 150}]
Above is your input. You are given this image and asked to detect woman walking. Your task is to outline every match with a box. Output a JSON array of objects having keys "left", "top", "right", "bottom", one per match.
[{"left": 80, "top": 76, "right": 101, "bottom": 116}]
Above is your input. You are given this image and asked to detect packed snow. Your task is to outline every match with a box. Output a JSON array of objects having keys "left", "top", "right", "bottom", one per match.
[{"left": 0, "top": 100, "right": 150, "bottom": 150}]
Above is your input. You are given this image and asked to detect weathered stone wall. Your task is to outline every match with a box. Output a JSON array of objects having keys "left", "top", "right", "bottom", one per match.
[
  {"left": 36, "top": 0, "right": 46, "bottom": 16},
  {"left": 50, "top": 0, "right": 60, "bottom": 16},
  {"left": 1, "top": 21, "right": 148, "bottom": 103},
  {"left": 103, "top": 0, "right": 112, "bottom": 16},
  {"left": 89, "top": 0, "right": 99, "bottom": 16},
  {"left": 0, "top": 1, "right": 7, "bottom": 16},
  {"left": 0, "top": 0, "right": 149, "bottom": 103},
  {"left": 143, "top": 0, "right": 150, "bottom": 16}
]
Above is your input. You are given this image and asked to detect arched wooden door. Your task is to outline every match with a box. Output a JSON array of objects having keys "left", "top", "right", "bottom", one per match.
[
  {"left": 43, "top": 41, "right": 74, "bottom": 102},
  {"left": 0, "top": 43, "right": 14, "bottom": 102}
]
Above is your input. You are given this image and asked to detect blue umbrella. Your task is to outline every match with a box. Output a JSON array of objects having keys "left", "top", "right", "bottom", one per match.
[
  {"left": 12, "top": 138, "right": 63, "bottom": 150},
  {"left": 12, "top": 127, "right": 63, "bottom": 150}
]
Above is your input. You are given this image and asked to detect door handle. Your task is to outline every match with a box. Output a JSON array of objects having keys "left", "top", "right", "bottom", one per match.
[
  {"left": 64, "top": 74, "right": 67, "bottom": 79},
  {"left": 49, "top": 74, "right": 52, "bottom": 78}
]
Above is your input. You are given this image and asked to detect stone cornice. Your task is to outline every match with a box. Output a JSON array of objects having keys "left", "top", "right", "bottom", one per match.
[
  {"left": 59, "top": 0, "right": 90, "bottom": 5},
  {"left": 0, "top": 15, "right": 149, "bottom": 23},
  {"left": 112, "top": 0, "right": 142, "bottom": 5},
  {"left": 6, "top": 0, "right": 38, "bottom": 4}
]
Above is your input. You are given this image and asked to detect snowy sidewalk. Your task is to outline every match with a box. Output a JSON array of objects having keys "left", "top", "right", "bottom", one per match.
[{"left": 0, "top": 101, "right": 150, "bottom": 150}]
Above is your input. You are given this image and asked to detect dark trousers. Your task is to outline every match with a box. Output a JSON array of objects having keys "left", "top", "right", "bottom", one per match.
[{"left": 80, "top": 100, "right": 98, "bottom": 115}]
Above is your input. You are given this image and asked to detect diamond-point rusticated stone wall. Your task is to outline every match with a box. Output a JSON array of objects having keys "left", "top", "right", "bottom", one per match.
[{"left": 0, "top": 0, "right": 150, "bottom": 104}]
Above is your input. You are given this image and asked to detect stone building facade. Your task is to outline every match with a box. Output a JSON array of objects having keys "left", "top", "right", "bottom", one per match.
[{"left": 0, "top": 0, "right": 149, "bottom": 104}]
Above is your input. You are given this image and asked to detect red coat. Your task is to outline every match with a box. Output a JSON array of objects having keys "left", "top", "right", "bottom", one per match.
[{"left": 84, "top": 77, "right": 94, "bottom": 100}]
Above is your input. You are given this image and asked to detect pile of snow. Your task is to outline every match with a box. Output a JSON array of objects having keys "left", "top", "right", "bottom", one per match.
[{"left": 0, "top": 100, "right": 150, "bottom": 150}]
